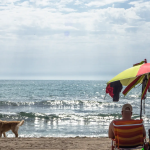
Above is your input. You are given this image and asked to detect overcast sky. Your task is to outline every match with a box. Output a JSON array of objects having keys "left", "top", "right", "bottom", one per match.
[{"left": 0, "top": 0, "right": 150, "bottom": 80}]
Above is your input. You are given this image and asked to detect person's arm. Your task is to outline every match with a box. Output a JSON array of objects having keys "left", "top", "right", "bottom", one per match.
[
  {"left": 108, "top": 121, "right": 115, "bottom": 139},
  {"left": 148, "top": 86, "right": 150, "bottom": 92},
  {"left": 143, "top": 125, "right": 146, "bottom": 137}
]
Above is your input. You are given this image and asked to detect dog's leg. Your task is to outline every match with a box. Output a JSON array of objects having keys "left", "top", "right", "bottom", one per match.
[
  {"left": 14, "top": 131, "right": 18, "bottom": 137},
  {"left": 3, "top": 132, "right": 6, "bottom": 137},
  {"left": 12, "top": 129, "right": 18, "bottom": 137},
  {"left": 0, "top": 132, "right": 2, "bottom": 137}
]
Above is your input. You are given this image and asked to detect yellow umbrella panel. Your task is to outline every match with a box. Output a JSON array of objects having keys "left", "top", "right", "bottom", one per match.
[{"left": 107, "top": 64, "right": 143, "bottom": 86}]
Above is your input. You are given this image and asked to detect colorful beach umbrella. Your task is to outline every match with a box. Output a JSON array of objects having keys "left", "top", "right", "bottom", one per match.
[
  {"left": 106, "top": 59, "right": 150, "bottom": 118},
  {"left": 107, "top": 59, "right": 150, "bottom": 86}
]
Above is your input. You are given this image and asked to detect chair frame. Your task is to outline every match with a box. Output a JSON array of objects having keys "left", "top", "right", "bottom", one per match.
[
  {"left": 112, "top": 139, "right": 146, "bottom": 150},
  {"left": 111, "top": 120, "right": 147, "bottom": 150}
]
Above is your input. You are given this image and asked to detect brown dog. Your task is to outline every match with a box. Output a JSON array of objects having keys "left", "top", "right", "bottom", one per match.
[{"left": 0, "top": 120, "right": 24, "bottom": 137}]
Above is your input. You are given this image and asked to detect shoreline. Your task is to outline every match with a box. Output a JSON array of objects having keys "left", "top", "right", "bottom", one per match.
[{"left": 0, "top": 137, "right": 143, "bottom": 150}]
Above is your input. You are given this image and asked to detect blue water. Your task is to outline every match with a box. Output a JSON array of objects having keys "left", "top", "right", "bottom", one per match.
[{"left": 0, "top": 80, "right": 150, "bottom": 137}]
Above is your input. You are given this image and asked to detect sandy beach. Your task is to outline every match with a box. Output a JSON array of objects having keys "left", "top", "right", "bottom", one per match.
[{"left": 0, "top": 137, "right": 144, "bottom": 150}]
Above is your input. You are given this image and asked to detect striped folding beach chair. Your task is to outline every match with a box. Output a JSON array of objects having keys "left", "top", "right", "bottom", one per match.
[{"left": 111, "top": 119, "right": 147, "bottom": 150}]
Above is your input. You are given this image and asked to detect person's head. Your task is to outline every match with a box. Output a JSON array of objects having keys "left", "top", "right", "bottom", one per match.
[{"left": 121, "top": 104, "right": 132, "bottom": 120}]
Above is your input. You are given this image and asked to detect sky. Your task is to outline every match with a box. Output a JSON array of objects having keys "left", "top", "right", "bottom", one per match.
[{"left": 0, "top": 0, "right": 150, "bottom": 80}]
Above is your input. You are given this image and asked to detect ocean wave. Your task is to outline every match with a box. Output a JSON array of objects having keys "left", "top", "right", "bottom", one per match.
[
  {"left": 0, "top": 100, "right": 103, "bottom": 108},
  {"left": 0, "top": 111, "right": 141, "bottom": 122},
  {"left": 0, "top": 112, "right": 59, "bottom": 120}
]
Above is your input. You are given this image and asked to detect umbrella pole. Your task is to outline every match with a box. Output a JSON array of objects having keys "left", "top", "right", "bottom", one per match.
[{"left": 140, "top": 98, "right": 142, "bottom": 119}]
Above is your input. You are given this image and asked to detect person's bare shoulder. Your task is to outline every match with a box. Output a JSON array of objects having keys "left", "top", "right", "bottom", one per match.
[
  {"left": 109, "top": 119, "right": 121, "bottom": 126},
  {"left": 111, "top": 119, "right": 121, "bottom": 123}
]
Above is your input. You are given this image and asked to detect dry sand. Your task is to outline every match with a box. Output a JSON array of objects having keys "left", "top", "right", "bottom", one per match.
[{"left": 0, "top": 137, "right": 143, "bottom": 150}]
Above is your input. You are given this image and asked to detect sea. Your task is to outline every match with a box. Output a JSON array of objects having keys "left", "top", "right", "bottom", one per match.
[{"left": 0, "top": 80, "right": 150, "bottom": 138}]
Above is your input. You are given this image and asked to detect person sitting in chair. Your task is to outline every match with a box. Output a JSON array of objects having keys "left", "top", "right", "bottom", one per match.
[{"left": 108, "top": 103, "right": 146, "bottom": 139}]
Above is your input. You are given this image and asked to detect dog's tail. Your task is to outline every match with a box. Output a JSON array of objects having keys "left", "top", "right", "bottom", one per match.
[{"left": 17, "top": 120, "right": 24, "bottom": 127}]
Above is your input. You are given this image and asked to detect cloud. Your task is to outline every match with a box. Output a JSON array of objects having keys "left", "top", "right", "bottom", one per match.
[
  {"left": 74, "top": 0, "right": 83, "bottom": 5},
  {"left": 29, "top": 0, "right": 50, "bottom": 6},
  {"left": 0, "top": 0, "right": 149, "bottom": 41},
  {"left": 130, "top": 1, "right": 150, "bottom": 21},
  {"left": 85, "top": 0, "right": 128, "bottom": 7},
  {"left": 0, "top": 0, "right": 150, "bottom": 80}
]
